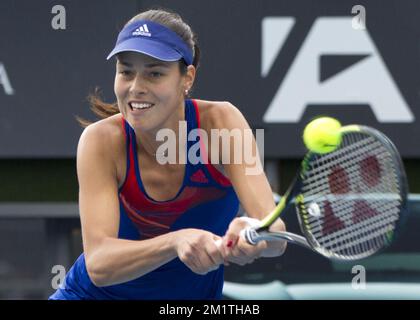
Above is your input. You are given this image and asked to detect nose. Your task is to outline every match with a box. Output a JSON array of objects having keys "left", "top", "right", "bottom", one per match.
[{"left": 129, "top": 73, "right": 147, "bottom": 96}]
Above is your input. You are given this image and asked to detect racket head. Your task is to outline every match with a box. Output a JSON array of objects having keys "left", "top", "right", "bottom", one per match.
[{"left": 295, "top": 125, "right": 408, "bottom": 261}]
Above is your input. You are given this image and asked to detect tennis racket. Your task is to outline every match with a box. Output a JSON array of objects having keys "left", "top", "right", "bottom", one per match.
[{"left": 240, "top": 124, "right": 408, "bottom": 261}]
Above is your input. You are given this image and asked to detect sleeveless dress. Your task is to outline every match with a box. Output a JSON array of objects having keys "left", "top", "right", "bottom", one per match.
[{"left": 49, "top": 99, "right": 239, "bottom": 300}]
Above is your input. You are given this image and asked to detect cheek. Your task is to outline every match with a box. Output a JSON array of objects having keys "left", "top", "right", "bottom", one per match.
[
  {"left": 158, "top": 78, "right": 184, "bottom": 100},
  {"left": 114, "top": 77, "right": 128, "bottom": 100},
  {"left": 114, "top": 77, "right": 121, "bottom": 99}
]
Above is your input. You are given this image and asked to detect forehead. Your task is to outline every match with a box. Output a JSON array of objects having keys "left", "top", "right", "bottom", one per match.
[{"left": 117, "top": 52, "right": 175, "bottom": 68}]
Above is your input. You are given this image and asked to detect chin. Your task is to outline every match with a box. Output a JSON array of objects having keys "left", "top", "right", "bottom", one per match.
[{"left": 126, "top": 116, "right": 157, "bottom": 132}]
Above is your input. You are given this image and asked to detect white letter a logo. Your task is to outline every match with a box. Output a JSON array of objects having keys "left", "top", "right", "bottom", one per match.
[{"left": 263, "top": 17, "right": 414, "bottom": 123}]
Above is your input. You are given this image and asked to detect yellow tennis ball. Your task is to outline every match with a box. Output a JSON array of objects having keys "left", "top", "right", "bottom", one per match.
[{"left": 303, "top": 117, "right": 342, "bottom": 154}]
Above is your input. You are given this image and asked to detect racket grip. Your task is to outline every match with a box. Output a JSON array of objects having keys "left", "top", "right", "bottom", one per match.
[
  {"left": 239, "top": 217, "right": 263, "bottom": 246},
  {"left": 242, "top": 227, "right": 260, "bottom": 245},
  {"left": 214, "top": 216, "right": 262, "bottom": 248}
]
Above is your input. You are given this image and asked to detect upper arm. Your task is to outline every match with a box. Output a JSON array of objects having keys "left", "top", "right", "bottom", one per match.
[
  {"left": 76, "top": 123, "right": 121, "bottom": 259},
  {"left": 204, "top": 102, "right": 276, "bottom": 220}
]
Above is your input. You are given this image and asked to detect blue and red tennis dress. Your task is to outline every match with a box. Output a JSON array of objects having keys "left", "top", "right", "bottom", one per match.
[{"left": 49, "top": 99, "right": 239, "bottom": 300}]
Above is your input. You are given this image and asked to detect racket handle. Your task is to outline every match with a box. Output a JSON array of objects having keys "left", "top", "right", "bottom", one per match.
[
  {"left": 245, "top": 229, "right": 312, "bottom": 250},
  {"left": 214, "top": 216, "right": 262, "bottom": 248},
  {"left": 213, "top": 230, "right": 256, "bottom": 247},
  {"left": 242, "top": 227, "right": 260, "bottom": 245},
  {"left": 238, "top": 217, "right": 263, "bottom": 245}
]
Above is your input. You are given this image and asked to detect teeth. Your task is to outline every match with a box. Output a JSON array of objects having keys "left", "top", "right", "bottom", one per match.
[{"left": 130, "top": 102, "right": 153, "bottom": 110}]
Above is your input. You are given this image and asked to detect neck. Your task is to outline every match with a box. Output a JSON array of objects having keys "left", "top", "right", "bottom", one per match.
[{"left": 136, "top": 100, "right": 186, "bottom": 159}]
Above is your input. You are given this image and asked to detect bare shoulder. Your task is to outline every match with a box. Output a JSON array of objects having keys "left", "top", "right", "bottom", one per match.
[
  {"left": 77, "top": 114, "right": 125, "bottom": 164},
  {"left": 194, "top": 99, "right": 244, "bottom": 131}
]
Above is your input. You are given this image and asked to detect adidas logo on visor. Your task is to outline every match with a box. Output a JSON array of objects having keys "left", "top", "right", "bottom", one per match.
[{"left": 132, "top": 24, "right": 151, "bottom": 37}]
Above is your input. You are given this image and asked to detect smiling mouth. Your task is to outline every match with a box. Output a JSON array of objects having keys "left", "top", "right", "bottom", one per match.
[{"left": 129, "top": 102, "right": 154, "bottom": 111}]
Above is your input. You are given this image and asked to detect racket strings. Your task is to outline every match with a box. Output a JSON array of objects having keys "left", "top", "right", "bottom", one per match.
[
  {"left": 313, "top": 211, "right": 397, "bottom": 250},
  {"left": 299, "top": 131, "right": 402, "bottom": 259},
  {"left": 313, "top": 142, "right": 398, "bottom": 192},
  {"left": 305, "top": 149, "right": 399, "bottom": 229},
  {"left": 303, "top": 138, "right": 386, "bottom": 185},
  {"left": 304, "top": 140, "right": 398, "bottom": 190},
  {"left": 309, "top": 203, "right": 399, "bottom": 240},
  {"left": 307, "top": 183, "right": 400, "bottom": 234},
  {"left": 305, "top": 132, "right": 397, "bottom": 210},
  {"left": 318, "top": 191, "right": 398, "bottom": 257},
  {"left": 316, "top": 143, "right": 400, "bottom": 255},
  {"left": 316, "top": 182, "right": 397, "bottom": 254},
  {"left": 310, "top": 215, "right": 397, "bottom": 259}
]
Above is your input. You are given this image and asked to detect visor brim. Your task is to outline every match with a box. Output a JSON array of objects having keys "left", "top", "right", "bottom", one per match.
[{"left": 106, "top": 38, "right": 183, "bottom": 62}]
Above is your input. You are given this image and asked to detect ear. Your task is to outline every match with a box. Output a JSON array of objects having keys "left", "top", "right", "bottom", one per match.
[{"left": 183, "top": 65, "right": 196, "bottom": 91}]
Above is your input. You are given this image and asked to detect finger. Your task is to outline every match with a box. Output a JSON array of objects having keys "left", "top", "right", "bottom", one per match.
[
  {"left": 224, "top": 224, "right": 243, "bottom": 250},
  {"left": 214, "top": 238, "right": 222, "bottom": 248},
  {"left": 225, "top": 255, "right": 248, "bottom": 266},
  {"left": 206, "top": 241, "right": 224, "bottom": 266},
  {"left": 227, "top": 239, "right": 262, "bottom": 265},
  {"left": 194, "top": 247, "right": 217, "bottom": 274},
  {"left": 223, "top": 232, "right": 238, "bottom": 251},
  {"left": 224, "top": 217, "right": 261, "bottom": 249},
  {"left": 224, "top": 247, "right": 251, "bottom": 266},
  {"left": 214, "top": 236, "right": 232, "bottom": 261},
  {"left": 180, "top": 252, "right": 201, "bottom": 274},
  {"left": 182, "top": 257, "right": 202, "bottom": 274},
  {"left": 215, "top": 238, "right": 232, "bottom": 266},
  {"left": 230, "top": 237, "right": 256, "bottom": 257},
  {"left": 256, "top": 239, "right": 268, "bottom": 253},
  {"left": 214, "top": 236, "right": 230, "bottom": 255},
  {"left": 225, "top": 252, "right": 256, "bottom": 266}
]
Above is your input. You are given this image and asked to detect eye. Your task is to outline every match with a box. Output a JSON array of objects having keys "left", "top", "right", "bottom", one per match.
[
  {"left": 119, "top": 70, "right": 132, "bottom": 76},
  {"left": 150, "top": 71, "right": 163, "bottom": 78}
]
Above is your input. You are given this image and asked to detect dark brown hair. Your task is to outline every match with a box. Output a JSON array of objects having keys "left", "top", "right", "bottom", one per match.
[{"left": 77, "top": 8, "right": 200, "bottom": 127}]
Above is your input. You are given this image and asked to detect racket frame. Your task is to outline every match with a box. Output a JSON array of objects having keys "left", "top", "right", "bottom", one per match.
[{"left": 243, "top": 125, "right": 409, "bottom": 261}]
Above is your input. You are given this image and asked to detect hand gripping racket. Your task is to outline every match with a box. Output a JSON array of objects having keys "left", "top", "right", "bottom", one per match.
[{"left": 242, "top": 124, "right": 408, "bottom": 261}]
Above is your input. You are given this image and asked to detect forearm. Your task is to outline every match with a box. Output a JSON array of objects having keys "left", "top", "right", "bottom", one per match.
[{"left": 86, "top": 232, "right": 178, "bottom": 287}]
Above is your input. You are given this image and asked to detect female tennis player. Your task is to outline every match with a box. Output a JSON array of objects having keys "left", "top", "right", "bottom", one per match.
[{"left": 49, "top": 8, "right": 286, "bottom": 300}]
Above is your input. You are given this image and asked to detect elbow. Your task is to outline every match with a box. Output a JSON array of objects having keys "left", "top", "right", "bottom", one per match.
[
  {"left": 85, "top": 255, "right": 111, "bottom": 287},
  {"left": 89, "top": 273, "right": 108, "bottom": 288}
]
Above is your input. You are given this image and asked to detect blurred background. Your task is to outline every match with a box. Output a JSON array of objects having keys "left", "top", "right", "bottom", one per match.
[{"left": 0, "top": 0, "right": 419, "bottom": 299}]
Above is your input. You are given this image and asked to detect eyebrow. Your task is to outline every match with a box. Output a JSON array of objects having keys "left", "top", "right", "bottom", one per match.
[
  {"left": 145, "top": 62, "right": 171, "bottom": 68},
  {"left": 118, "top": 60, "right": 133, "bottom": 67},
  {"left": 117, "top": 60, "right": 170, "bottom": 68}
]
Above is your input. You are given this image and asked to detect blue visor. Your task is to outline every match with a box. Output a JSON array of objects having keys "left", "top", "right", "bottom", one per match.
[{"left": 106, "top": 20, "right": 193, "bottom": 65}]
